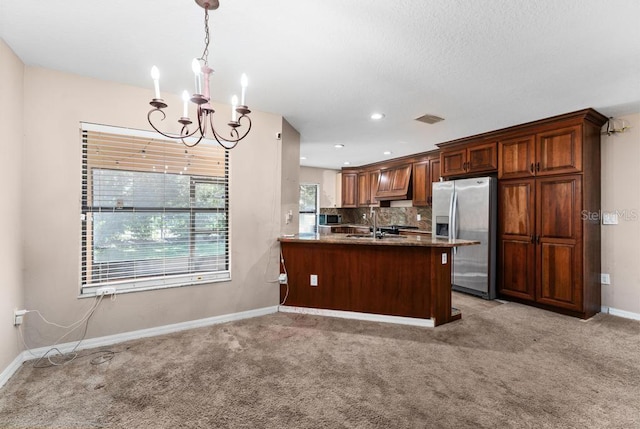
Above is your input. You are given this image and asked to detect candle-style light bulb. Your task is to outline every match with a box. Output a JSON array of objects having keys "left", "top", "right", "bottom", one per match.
[
  {"left": 182, "top": 90, "right": 189, "bottom": 118},
  {"left": 151, "top": 66, "right": 161, "bottom": 99},
  {"left": 231, "top": 95, "right": 238, "bottom": 121},
  {"left": 240, "top": 73, "right": 248, "bottom": 106},
  {"left": 191, "top": 59, "right": 202, "bottom": 95}
]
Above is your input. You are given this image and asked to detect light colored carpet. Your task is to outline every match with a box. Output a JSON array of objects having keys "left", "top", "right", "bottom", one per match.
[{"left": 1, "top": 293, "right": 639, "bottom": 428}]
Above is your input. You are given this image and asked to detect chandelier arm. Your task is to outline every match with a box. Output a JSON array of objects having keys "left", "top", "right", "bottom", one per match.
[
  {"left": 148, "top": 109, "right": 201, "bottom": 141},
  {"left": 208, "top": 115, "right": 241, "bottom": 150},
  {"left": 179, "top": 108, "right": 208, "bottom": 147},
  {"left": 180, "top": 124, "right": 206, "bottom": 148},
  {"left": 236, "top": 115, "right": 253, "bottom": 140}
]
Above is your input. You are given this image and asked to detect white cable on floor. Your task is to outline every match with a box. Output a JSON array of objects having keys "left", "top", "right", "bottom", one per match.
[{"left": 18, "top": 294, "right": 111, "bottom": 368}]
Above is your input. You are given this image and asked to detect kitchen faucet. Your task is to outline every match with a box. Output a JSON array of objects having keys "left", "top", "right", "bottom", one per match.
[{"left": 370, "top": 209, "right": 378, "bottom": 238}]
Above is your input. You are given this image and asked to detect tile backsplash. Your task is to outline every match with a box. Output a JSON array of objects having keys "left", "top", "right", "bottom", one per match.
[{"left": 321, "top": 206, "right": 432, "bottom": 231}]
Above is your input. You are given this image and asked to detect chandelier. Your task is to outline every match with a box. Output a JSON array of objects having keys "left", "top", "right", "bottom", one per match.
[{"left": 147, "top": 0, "right": 252, "bottom": 149}]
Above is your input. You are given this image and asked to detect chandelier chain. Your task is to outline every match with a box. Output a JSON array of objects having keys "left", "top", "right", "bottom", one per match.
[{"left": 200, "top": 8, "right": 210, "bottom": 64}]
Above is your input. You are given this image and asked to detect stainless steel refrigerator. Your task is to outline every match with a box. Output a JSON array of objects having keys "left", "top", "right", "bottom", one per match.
[{"left": 432, "top": 176, "right": 497, "bottom": 299}]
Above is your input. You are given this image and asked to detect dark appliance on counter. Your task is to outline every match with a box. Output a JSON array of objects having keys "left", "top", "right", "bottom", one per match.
[
  {"left": 319, "top": 214, "right": 342, "bottom": 225},
  {"left": 432, "top": 176, "right": 497, "bottom": 299}
]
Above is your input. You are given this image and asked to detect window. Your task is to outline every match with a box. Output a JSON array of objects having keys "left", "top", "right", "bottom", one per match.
[
  {"left": 81, "top": 123, "right": 230, "bottom": 295},
  {"left": 299, "top": 184, "right": 319, "bottom": 235}
]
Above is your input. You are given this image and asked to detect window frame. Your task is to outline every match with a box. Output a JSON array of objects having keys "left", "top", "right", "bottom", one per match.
[
  {"left": 80, "top": 123, "right": 231, "bottom": 297},
  {"left": 299, "top": 183, "right": 319, "bottom": 235}
]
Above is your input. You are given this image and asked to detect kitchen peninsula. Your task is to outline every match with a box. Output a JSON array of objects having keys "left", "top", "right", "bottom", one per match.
[{"left": 278, "top": 234, "right": 479, "bottom": 327}]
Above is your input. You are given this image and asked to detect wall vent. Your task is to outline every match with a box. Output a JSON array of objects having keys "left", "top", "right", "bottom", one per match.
[{"left": 415, "top": 114, "right": 444, "bottom": 124}]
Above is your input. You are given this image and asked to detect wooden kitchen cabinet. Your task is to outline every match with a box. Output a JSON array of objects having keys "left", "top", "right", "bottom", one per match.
[
  {"left": 357, "top": 171, "right": 370, "bottom": 206},
  {"left": 412, "top": 152, "right": 440, "bottom": 206},
  {"left": 498, "top": 179, "right": 536, "bottom": 301},
  {"left": 497, "top": 109, "right": 606, "bottom": 319},
  {"left": 535, "top": 175, "right": 583, "bottom": 311},
  {"left": 369, "top": 170, "right": 380, "bottom": 207},
  {"left": 341, "top": 171, "right": 357, "bottom": 208},
  {"left": 498, "top": 135, "right": 536, "bottom": 179},
  {"left": 498, "top": 125, "right": 583, "bottom": 179},
  {"left": 499, "top": 176, "right": 584, "bottom": 312},
  {"left": 440, "top": 141, "right": 497, "bottom": 178},
  {"left": 536, "top": 125, "right": 583, "bottom": 176},
  {"left": 356, "top": 169, "right": 380, "bottom": 207}
]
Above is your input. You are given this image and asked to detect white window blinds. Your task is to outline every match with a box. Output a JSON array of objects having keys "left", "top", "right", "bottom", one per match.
[{"left": 81, "top": 124, "right": 230, "bottom": 295}]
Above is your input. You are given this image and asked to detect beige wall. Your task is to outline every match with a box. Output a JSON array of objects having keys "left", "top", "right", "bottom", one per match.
[
  {"left": 21, "top": 66, "right": 287, "bottom": 346},
  {"left": 300, "top": 166, "right": 340, "bottom": 208},
  {"left": 601, "top": 112, "right": 640, "bottom": 314},
  {"left": 281, "top": 119, "right": 300, "bottom": 235},
  {"left": 0, "top": 40, "right": 25, "bottom": 373}
]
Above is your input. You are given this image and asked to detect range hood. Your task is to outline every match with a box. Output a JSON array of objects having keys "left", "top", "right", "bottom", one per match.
[{"left": 375, "top": 164, "right": 412, "bottom": 201}]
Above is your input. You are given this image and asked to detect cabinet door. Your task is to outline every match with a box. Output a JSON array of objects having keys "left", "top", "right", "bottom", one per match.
[
  {"left": 499, "top": 135, "right": 535, "bottom": 179},
  {"left": 428, "top": 159, "right": 440, "bottom": 205},
  {"left": 369, "top": 170, "right": 380, "bottom": 207},
  {"left": 441, "top": 148, "right": 467, "bottom": 177},
  {"left": 391, "top": 165, "right": 411, "bottom": 191},
  {"left": 498, "top": 179, "right": 536, "bottom": 300},
  {"left": 341, "top": 172, "right": 357, "bottom": 208},
  {"left": 467, "top": 142, "right": 497, "bottom": 173},
  {"left": 535, "top": 175, "right": 583, "bottom": 311},
  {"left": 357, "top": 172, "right": 370, "bottom": 206},
  {"left": 412, "top": 161, "right": 429, "bottom": 206},
  {"left": 536, "top": 125, "right": 582, "bottom": 176}
]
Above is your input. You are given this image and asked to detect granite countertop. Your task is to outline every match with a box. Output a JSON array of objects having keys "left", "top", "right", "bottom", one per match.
[{"left": 279, "top": 233, "right": 479, "bottom": 248}]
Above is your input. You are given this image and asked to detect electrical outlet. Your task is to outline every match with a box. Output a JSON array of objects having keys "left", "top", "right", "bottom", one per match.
[
  {"left": 14, "top": 309, "right": 27, "bottom": 326},
  {"left": 417, "top": 214, "right": 421, "bottom": 221},
  {"left": 601, "top": 273, "right": 611, "bottom": 285},
  {"left": 96, "top": 287, "right": 116, "bottom": 296},
  {"left": 278, "top": 273, "right": 288, "bottom": 284},
  {"left": 310, "top": 274, "right": 318, "bottom": 286}
]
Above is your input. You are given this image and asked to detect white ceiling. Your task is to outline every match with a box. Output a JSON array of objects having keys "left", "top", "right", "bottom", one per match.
[{"left": 1, "top": 0, "right": 639, "bottom": 169}]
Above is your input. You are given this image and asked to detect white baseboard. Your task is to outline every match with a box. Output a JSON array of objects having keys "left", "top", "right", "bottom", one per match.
[
  {"left": 0, "top": 353, "right": 26, "bottom": 390},
  {"left": 601, "top": 306, "right": 640, "bottom": 321},
  {"left": 0, "top": 305, "right": 278, "bottom": 390},
  {"left": 279, "top": 305, "right": 435, "bottom": 328}
]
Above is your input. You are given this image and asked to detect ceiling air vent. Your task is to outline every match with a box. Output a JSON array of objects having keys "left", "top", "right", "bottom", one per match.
[{"left": 415, "top": 114, "right": 444, "bottom": 124}]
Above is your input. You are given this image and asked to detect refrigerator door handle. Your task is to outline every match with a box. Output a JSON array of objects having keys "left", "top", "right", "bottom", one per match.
[
  {"left": 452, "top": 190, "right": 458, "bottom": 255},
  {"left": 448, "top": 192, "right": 455, "bottom": 241}
]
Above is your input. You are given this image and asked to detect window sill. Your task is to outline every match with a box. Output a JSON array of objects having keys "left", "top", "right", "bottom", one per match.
[{"left": 79, "top": 272, "right": 231, "bottom": 298}]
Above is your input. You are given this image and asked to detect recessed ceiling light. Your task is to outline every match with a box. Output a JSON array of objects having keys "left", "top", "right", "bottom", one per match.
[
  {"left": 370, "top": 113, "right": 385, "bottom": 120},
  {"left": 300, "top": 156, "right": 307, "bottom": 160},
  {"left": 334, "top": 144, "right": 345, "bottom": 149},
  {"left": 343, "top": 161, "right": 350, "bottom": 165},
  {"left": 383, "top": 151, "right": 392, "bottom": 155}
]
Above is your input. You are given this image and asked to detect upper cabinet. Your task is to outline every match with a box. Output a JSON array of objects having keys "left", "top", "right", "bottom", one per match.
[
  {"left": 356, "top": 170, "right": 380, "bottom": 207},
  {"left": 498, "top": 125, "right": 583, "bottom": 179},
  {"left": 341, "top": 171, "right": 358, "bottom": 208},
  {"left": 412, "top": 151, "right": 440, "bottom": 206},
  {"left": 440, "top": 142, "right": 497, "bottom": 178}
]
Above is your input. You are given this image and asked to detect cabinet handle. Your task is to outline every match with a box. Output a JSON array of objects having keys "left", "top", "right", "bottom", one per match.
[
  {"left": 463, "top": 162, "right": 468, "bottom": 171},
  {"left": 536, "top": 235, "right": 541, "bottom": 244},
  {"left": 536, "top": 162, "right": 540, "bottom": 172},
  {"left": 530, "top": 235, "right": 535, "bottom": 243},
  {"left": 529, "top": 163, "right": 534, "bottom": 173}
]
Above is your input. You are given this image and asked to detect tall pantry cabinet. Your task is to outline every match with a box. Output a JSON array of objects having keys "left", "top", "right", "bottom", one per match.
[{"left": 497, "top": 109, "right": 607, "bottom": 318}]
